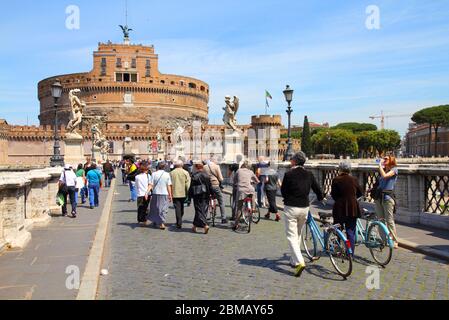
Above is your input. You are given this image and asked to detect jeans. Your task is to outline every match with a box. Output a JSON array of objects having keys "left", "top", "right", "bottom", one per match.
[
  {"left": 334, "top": 216, "right": 357, "bottom": 256},
  {"left": 265, "top": 189, "right": 278, "bottom": 214},
  {"left": 105, "top": 172, "right": 114, "bottom": 188},
  {"left": 80, "top": 186, "right": 88, "bottom": 203},
  {"left": 62, "top": 186, "right": 77, "bottom": 215},
  {"left": 211, "top": 186, "right": 226, "bottom": 220},
  {"left": 283, "top": 205, "right": 309, "bottom": 267},
  {"left": 88, "top": 183, "right": 100, "bottom": 207},
  {"left": 121, "top": 170, "right": 127, "bottom": 184},
  {"left": 257, "top": 176, "right": 266, "bottom": 208},
  {"left": 129, "top": 181, "right": 137, "bottom": 201}
]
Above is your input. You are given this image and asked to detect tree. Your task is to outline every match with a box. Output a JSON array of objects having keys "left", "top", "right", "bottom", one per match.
[
  {"left": 301, "top": 116, "right": 312, "bottom": 156},
  {"left": 366, "top": 130, "right": 401, "bottom": 156},
  {"left": 333, "top": 122, "right": 378, "bottom": 133},
  {"left": 312, "top": 129, "right": 358, "bottom": 157},
  {"left": 412, "top": 105, "right": 449, "bottom": 156}
]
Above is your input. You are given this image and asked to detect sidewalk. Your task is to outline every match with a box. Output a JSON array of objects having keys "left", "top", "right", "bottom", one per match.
[
  {"left": 0, "top": 184, "right": 114, "bottom": 300},
  {"left": 224, "top": 188, "right": 449, "bottom": 262}
]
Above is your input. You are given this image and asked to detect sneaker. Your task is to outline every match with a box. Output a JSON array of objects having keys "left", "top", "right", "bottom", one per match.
[
  {"left": 222, "top": 219, "right": 228, "bottom": 224},
  {"left": 294, "top": 264, "right": 306, "bottom": 278},
  {"left": 264, "top": 213, "right": 271, "bottom": 220},
  {"left": 275, "top": 214, "right": 281, "bottom": 222}
]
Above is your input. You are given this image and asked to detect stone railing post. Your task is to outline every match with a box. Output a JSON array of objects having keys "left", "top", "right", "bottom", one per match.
[
  {"left": 0, "top": 177, "right": 32, "bottom": 249},
  {"left": 45, "top": 167, "right": 64, "bottom": 215},
  {"left": 26, "top": 170, "right": 52, "bottom": 228}
]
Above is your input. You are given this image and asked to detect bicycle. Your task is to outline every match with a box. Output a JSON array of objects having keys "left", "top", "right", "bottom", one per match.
[
  {"left": 234, "top": 195, "right": 256, "bottom": 234},
  {"left": 301, "top": 211, "right": 353, "bottom": 279},
  {"left": 356, "top": 202, "right": 394, "bottom": 267},
  {"left": 207, "top": 194, "right": 218, "bottom": 227}
]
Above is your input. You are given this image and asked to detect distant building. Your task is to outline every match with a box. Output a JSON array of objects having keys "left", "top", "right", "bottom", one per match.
[{"left": 406, "top": 123, "right": 449, "bottom": 157}]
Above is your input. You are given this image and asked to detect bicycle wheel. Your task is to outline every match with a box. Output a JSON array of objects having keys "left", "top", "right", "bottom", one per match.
[
  {"left": 242, "top": 207, "right": 252, "bottom": 234},
  {"left": 326, "top": 229, "right": 353, "bottom": 279},
  {"left": 367, "top": 222, "right": 393, "bottom": 267},
  {"left": 210, "top": 202, "right": 217, "bottom": 227},
  {"left": 252, "top": 203, "right": 261, "bottom": 224},
  {"left": 301, "top": 223, "right": 318, "bottom": 261}
]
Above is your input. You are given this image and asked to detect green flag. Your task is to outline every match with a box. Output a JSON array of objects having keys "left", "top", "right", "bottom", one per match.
[{"left": 265, "top": 90, "right": 273, "bottom": 100}]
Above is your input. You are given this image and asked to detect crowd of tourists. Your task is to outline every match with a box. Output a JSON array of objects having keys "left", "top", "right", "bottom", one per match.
[
  {"left": 60, "top": 153, "right": 399, "bottom": 278},
  {"left": 57, "top": 159, "right": 118, "bottom": 218}
]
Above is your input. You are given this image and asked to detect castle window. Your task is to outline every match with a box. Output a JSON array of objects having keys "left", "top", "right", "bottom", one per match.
[
  {"left": 200, "top": 86, "right": 205, "bottom": 91},
  {"left": 125, "top": 125, "right": 130, "bottom": 130},
  {"left": 189, "top": 83, "right": 197, "bottom": 89},
  {"left": 101, "top": 58, "right": 107, "bottom": 76},
  {"left": 161, "top": 80, "right": 165, "bottom": 84},
  {"left": 146, "top": 59, "right": 151, "bottom": 77},
  {"left": 131, "top": 58, "right": 137, "bottom": 68},
  {"left": 116, "top": 72, "right": 138, "bottom": 83},
  {"left": 180, "top": 81, "right": 185, "bottom": 86},
  {"left": 116, "top": 58, "right": 122, "bottom": 68}
]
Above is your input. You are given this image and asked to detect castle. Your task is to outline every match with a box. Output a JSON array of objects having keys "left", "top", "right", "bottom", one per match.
[{"left": 0, "top": 31, "right": 306, "bottom": 166}]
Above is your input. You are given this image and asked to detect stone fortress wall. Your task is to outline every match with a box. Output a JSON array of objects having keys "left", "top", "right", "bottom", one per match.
[{"left": 38, "top": 42, "right": 209, "bottom": 129}]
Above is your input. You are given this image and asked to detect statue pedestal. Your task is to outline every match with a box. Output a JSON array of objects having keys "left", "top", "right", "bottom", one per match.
[
  {"left": 92, "top": 146, "right": 101, "bottom": 163},
  {"left": 175, "top": 144, "right": 186, "bottom": 161},
  {"left": 223, "top": 131, "right": 244, "bottom": 163},
  {"left": 64, "top": 135, "right": 85, "bottom": 166}
]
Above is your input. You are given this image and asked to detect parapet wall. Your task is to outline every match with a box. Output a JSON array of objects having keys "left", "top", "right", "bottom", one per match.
[{"left": 0, "top": 167, "right": 62, "bottom": 253}]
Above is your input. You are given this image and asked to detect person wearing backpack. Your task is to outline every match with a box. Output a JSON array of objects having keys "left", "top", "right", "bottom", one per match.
[
  {"left": 59, "top": 164, "right": 78, "bottom": 218},
  {"left": 203, "top": 156, "right": 228, "bottom": 224},
  {"left": 189, "top": 161, "right": 213, "bottom": 234},
  {"left": 126, "top": 158, "right": 138, "bottom": 202},
  {"left": 86, "top": 163, "right": 102, "bottom": 209}
]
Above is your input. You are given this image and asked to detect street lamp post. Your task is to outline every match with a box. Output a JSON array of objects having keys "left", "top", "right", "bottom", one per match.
[
  {"left": 50, "top": 80, "right": 64, "bottom": 167},
  {"left": 283, "top": 85, "right": 294, "bottom": 161}
]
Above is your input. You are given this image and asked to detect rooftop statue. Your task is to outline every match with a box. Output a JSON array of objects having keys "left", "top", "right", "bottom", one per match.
[{"left": 119, "top": 25, "right": 133, "bottom": 39}]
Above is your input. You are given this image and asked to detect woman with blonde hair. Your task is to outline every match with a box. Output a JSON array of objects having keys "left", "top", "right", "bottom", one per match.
[{"left": 374, "top": 155, "right": 399, "bottom": 248}]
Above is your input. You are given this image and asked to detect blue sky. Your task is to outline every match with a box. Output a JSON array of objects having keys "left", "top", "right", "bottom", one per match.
[{"left": 1, "top": 0, "right": 449, "bottom": 136}]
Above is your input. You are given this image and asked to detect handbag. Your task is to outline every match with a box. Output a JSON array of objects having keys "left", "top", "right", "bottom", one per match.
[
  {"left": 59, "top": 170, "right": 68, "bottom": 193},
  {"left": 369, "top": 180, "right": 382, "bottom": 201},
  {"left": 191, "top": 174, "right": 207, "bottom": 196}
]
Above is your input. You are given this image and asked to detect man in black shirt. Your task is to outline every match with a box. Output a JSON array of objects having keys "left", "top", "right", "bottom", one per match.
[{"left": 281, "top": 151, "right": 324, "bottom": 278}]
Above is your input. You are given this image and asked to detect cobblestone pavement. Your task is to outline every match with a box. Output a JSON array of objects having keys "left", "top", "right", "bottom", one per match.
[{"left": 98, "top": 184, "right": 449, "bottom": 300}]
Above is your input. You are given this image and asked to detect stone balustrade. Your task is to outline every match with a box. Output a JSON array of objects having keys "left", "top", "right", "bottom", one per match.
[
  {"left": 220, "top": 161, "right": 449, "bottom": 231},
  {"left": 0, "top": 167, "right": 62, "bottom": 252}
]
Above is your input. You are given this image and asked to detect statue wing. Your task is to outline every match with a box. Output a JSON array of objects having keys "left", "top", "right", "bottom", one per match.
[
  {"left": 233, "top": 96, "right": 240, "bottom": 114},
  {"left": 119, "top": 25, "right": 124, "bottom": 31}
]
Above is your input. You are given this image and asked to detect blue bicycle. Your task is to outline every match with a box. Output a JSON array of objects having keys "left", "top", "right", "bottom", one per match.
[
  {"left": 301, "top": 211, "right": 353, "bottom": 279},
  {"left": 356, "top": 206, "right": 394, "bottom": 267}
]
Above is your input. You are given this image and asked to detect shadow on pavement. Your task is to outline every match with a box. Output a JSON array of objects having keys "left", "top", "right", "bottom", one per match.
[{"left": 238, "top": 254, "right": 294, "bottom": 277}]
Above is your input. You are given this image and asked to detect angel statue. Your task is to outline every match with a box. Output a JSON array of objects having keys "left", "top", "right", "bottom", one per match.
[
  {"left": 119, "top": 25, "right": 133, "bottom": 39},
  {"left": 66, "top": 89, "right": 85, "bottom": 137},
  {"left": 173, "top": 123, "right": 185, "bottom": 144},
  {"left": 223, "top": 95, "right": 240, "bottom": 131}
]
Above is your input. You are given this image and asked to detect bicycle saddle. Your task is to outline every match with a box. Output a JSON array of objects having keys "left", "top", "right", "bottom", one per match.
[
  {"left": 319, "top": 212, "right": 333, "bottom": 220},
  {"left": 362, "top": 208, "right": 376, "bottom": 219}
]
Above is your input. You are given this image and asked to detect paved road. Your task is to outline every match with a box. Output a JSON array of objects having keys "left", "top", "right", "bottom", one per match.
[
  {"left": 0, "top": 187, "right": 110, "bottom": 300},
  {"left": 98, "top": 183, "right": 449, "bottom": 300}
]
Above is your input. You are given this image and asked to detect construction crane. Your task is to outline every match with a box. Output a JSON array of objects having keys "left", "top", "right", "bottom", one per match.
[{"left": 369, "top": 111, "right": 412, "bottom": 130}]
